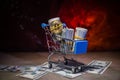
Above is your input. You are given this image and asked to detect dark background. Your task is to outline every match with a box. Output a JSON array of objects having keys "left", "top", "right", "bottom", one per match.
[{"left": 0, "top": 0, "right": 120, "bottom": 52}]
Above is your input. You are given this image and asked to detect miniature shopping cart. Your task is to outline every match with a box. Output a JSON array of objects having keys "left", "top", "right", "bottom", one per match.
[{"left": 41, "top": 20, "right": 88, "bottom": 73}]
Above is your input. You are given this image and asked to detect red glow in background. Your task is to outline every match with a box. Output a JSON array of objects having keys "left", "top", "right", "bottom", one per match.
[
  {"left": 1, "top": 0, "right": 119, "bottom": 51},
  {"left": 56, "top": 0, "right": 120, "bottom": 51}
]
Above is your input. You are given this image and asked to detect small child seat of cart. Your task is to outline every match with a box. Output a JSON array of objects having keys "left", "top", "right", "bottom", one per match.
[{"left": 41, "top": 22, "right": 88, "bottom": 74}]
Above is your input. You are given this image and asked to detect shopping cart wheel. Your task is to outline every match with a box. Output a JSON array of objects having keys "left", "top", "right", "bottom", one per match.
[
  {"left": 64, "top": 59, "right": 68, "bottom": 65},
  {"left": 80, "top": 66, "right": 86, "bottom": 72},
  {"left": 78, "top": 66, "right": 82, "bottom": 72},
  {"left": 72, "top": 67, "right": 77, "bottom": 74},
  {"left": 48, "top": 62, "right": 52, "bottom": 69}
]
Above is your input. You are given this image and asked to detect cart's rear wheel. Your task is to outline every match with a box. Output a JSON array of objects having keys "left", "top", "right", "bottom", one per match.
[{"left": 72, "top": 67, "right": 77, "bottom": 74}]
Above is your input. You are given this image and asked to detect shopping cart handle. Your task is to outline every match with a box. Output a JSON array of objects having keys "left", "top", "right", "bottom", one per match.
[
  {"left": 41, "top": 23, "right": 49, "bottom": 29},
  {"left": 41, "top": 23, "right": 66, "bottom": 28},
  {"left": 63, "top": 23, "right": 67, "bottom": 28}
]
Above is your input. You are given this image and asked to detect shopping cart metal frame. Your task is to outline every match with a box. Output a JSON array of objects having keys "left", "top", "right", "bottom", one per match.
[{"left": 41, "top": 23, "right": 86, "bottom": 74}]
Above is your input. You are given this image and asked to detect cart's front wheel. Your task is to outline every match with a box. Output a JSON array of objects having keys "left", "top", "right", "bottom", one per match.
[
  {"left": 48, "top": 63, "right": 52, "bottom": 69},
  {"left": 78, "top": 66, "right": 82, "bottom": 71},
  {"left": 64, "top": 60, "right": 68, "bottom": 65}
]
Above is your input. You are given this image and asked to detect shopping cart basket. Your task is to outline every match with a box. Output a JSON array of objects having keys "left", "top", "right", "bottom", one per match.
[{"left": 41, "top": 22, "right": 88, "bottom": 73}]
